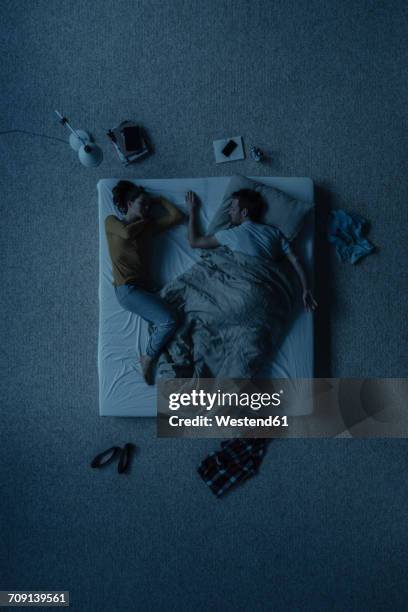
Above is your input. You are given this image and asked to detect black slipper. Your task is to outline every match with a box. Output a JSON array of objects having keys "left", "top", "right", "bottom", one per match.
[
  {"left": 90, "top": 446, "right": 121, "bottom": 469},
  {"left": 117, "top": 443, "right": 134, "bottom": 474}
]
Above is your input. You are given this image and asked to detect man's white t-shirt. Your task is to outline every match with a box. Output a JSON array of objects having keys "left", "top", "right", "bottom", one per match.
[{"left": 215, "top": 221, "right": 292, "bottom": 260}]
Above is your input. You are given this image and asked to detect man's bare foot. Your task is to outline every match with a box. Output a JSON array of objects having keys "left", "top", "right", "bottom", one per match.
[{"left": 140, "top": 355, "right": 154, "bottom": 385}]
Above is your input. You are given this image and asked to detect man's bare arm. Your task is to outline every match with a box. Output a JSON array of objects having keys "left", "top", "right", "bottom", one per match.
[
  {"left": 286, "top": 251, "right": 317, "bottom": 312},
  {"left": 186, "top": 191, "right": 220, "bottom": 249}
]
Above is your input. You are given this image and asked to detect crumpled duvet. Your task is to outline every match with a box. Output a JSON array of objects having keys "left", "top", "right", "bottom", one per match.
[{"left": 157, "top": 247, "right": 296, "bottom": 380}]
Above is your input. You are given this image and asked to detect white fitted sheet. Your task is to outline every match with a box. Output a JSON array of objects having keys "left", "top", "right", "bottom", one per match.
[{"left": 98, "top": 176, "right": 314, "bottom": 417}]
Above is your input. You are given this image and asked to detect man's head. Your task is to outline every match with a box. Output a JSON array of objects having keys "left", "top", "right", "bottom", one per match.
[{"left": 229, "top": 189, "right": 265, "bottom": 225}]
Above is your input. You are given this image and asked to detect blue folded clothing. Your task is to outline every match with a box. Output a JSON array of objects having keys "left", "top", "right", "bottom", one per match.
[{"left": 328, "top": 209, "right": 375, "bottom": 264}]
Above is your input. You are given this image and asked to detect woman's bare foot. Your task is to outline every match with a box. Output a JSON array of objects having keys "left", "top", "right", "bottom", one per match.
[{"left": 139, "top": 355, "right": 154, "bottom": 385}]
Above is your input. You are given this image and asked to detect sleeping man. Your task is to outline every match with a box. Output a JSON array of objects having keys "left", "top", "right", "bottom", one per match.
[
  {"left": 154, "top": 188, "right": 316, "bottom": 380},
  {"left": 185, "top": 189, "right": 317, "bottom": 312}
]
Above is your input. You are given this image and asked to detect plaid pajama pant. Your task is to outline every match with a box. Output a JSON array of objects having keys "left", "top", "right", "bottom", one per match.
[{"left": 197, "top": 438, "right": 268, "bottom": 497}]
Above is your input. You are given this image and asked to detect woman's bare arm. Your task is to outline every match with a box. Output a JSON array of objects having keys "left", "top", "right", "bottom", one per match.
[{"left": 154, "top": 197, "right": 184, "bottom": 231}]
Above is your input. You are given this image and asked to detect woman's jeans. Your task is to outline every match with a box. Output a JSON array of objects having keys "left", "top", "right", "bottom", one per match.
[{"left": 114, "top": 284, "right": 177, "bottom": 360}]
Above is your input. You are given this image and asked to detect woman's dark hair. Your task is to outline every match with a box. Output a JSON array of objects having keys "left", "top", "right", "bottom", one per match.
[
  {"left": 232, "top": 188, "right": 265, "bottom": 221},
  {"left": 112, "top": 180, "right": 146, "bottom": 214}
]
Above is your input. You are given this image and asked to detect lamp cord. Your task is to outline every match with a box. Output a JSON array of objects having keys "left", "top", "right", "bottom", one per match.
[{"left": 0, "top": 130, "right": 68, "bottom": 144}]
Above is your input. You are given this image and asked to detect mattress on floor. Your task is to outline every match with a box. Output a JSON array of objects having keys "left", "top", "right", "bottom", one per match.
[{"left": 98, "top": 176, "right": 314, "bottom": 417}]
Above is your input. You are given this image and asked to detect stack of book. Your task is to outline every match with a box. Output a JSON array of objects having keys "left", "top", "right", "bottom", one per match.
[{"left": 107, "top": 121, "right": 149, "bottom": 165}]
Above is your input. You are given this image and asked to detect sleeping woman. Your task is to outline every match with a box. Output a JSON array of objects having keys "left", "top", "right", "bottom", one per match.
[{"left": 105, "top": 180, "right": 184, "bottom": 384}]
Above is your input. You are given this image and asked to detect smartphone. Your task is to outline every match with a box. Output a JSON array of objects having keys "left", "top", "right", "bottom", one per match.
[{"left": 221, "top": 139, "right": 238, "bottom": 157}]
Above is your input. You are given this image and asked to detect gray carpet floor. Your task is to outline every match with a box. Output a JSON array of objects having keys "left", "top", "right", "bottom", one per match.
[{"left": 1, "top": 1, "right": 407, "bottom": 610}]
